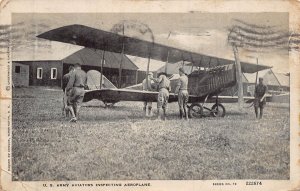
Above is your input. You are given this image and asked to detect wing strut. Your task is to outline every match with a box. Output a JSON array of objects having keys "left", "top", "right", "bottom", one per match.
[
  {"left": 118, "top": 24, "right": 125, "bottom": 88},
  {"left": 100, "top": 50, "right": 105, "bottom": 89},
  {"left": 189, "top": 53, "right": 194, "bottom": 74},
  {"left": 254, "top": 58, "right": 259, "bottom": 92},
  {"left": 146, "top": 50, "right": 151, "bottom": 91},
  {"left": 232, "top": 45, "right": 244, "bottom": 108},
  {"left": 165, "top": 50, "right": 170, "bottom": 74}
]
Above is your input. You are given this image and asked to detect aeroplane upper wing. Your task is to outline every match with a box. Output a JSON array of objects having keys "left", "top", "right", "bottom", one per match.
[{"left": 37, "top": 24, "right": 271, "bottom": 73}]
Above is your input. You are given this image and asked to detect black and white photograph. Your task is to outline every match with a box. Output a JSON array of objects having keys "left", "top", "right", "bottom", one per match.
[{"left": 0, "top": 1, "right": 299, "bottom": 191}]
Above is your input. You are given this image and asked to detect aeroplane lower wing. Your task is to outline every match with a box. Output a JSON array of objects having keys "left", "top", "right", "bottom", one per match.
[
  {"left": 82, "top": 89, "right": 274, "bottom": 105},
  {"left": 211, "top": 95, "right": 272, "bottom": 103},
  {"left": 83, "top": 88, "right": 207, "bottom": 103},
  {"left": 37, "top": 24, "right": 271, "bottom": 73},
  {"left": 83, "top": 89, "right": 177, "bottom": 103}
]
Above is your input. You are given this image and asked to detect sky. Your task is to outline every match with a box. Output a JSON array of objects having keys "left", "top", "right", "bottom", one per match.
[{"left": 11, "top": 12, "right": 289, "bottom": 73}]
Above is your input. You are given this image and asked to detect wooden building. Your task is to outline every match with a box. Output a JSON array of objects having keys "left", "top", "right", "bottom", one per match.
[{"left": 12, "top": 62, "right": 30, "bottom": 87}]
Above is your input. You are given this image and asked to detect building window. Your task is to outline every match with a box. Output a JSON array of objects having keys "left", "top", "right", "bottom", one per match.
[
  {"left": 51, "top": 68, "right": 57, "bottom": 79},
  {"left": 15, "top": 66, "right": 21, "bottom": 73},
  {"left": 37, "top": 68, "right": 43, "bottom": 79}
]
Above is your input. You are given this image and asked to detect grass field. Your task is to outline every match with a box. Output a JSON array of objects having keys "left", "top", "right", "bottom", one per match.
[{"left": 12, "top": 87, "right": 290, "bottom": 181}]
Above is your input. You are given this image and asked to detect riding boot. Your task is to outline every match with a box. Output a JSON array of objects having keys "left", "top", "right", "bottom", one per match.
[
  {"left": 148, "top": 107, "right": 153, "bottom": 117},
  {"left": 260, "top": 108, "right": 263, "bottom": 119},
  {"left": 143, "top": 107, "right": 146, "bottom": 115},
  {"left": 254, "top": 107, "right": 258, "bottom": 118},
  {"left": 163, "top": 108, "right": 166, "bottom": 121},
  {"left": 74, "top": 104, "right": 80, "bottom": 120},
  {"left": 145, "top": 107, "right": 149, "bottom": 117},
  {"left": 157, "top": 108, "right": 161, "bottom": 120},
  {"left": 179, "top": 109, "right": 183, "bottom": 119},
  {"left": 184, "top": 107, "right": 189, "bottom": 120}
]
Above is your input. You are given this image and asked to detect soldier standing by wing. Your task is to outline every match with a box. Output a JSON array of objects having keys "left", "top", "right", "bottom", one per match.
[
  {"left": 175, "top": 67, "right": 189, "bottom": 120},
  {"left": 66, "top": 62, "right": 87, "bottom": 122},
  {"left": 62, "top": 65, "right": 75, "bottom": 117},
  {"left": 142, "top": 72, "right": 155, "bottom": 117},
  {"left": 151, "top": 72, "right": 171, "bottom": 120},
  {"left": 254, "top": 77, "right": 268, "bottom": 119}
]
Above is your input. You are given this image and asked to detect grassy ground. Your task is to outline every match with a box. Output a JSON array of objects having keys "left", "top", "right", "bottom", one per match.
[{"left": 12, "top": 87, "right": 290, "bottom": 181}]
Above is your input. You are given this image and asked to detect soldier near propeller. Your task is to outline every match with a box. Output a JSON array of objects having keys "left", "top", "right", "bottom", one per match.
[
  {"left": 151, "top": 72, "right": 171, "bottom": 120},
  {"left": 175, "top": 67, "right": 189, "bottom": 120}
]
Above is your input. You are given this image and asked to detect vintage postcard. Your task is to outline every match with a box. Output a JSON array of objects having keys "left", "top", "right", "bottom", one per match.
[{"left": 0, "top": 0, "right": 299, "bottom": 191}]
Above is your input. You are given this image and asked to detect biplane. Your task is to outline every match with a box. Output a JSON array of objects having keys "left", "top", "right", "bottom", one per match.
[{"left": 37, "top": 24, "right": 271, "bottom": 117}]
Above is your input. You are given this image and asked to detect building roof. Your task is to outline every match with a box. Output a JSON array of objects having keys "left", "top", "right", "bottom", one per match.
[
  {"left": 243, "top": 70, "right": 269, "bottom": 84},
  {"left": 12, "top": 42, "right": 83, "bottom": 61},
  {"left": 62, "top": 48, "right": 138, "bottom": 70},
  {"left": 243, "top": 69, "right": 290, "bottom": 87},
  {"left": 273, "top": 72, "right": 290, "bottom": 87}
]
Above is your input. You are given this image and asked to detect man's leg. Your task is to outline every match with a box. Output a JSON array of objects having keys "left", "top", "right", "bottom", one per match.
[
  {"left": 184, "top": 93, "right": 189, "bottom": 120},
  {"left": 179, "top": 109, "right": 183, "bottom": 119},
  {"left": 178, "top": 92, "right": 184, "bottom": 119},
  {"left": 143, "top": 102, "right": 147, "bottom": 116},
  {"left": 178, "top": 102, "right": 184, "bottom": 119},
  {"left": 254, "top": 106, "right": 258, "bottom": 118},
  {"left": 183, "top": 104, "right": 188, "bottom": 120},
  {"left": 259, "top": 105, "right": 264, "bottom": 119},
  {"left": 66, "top": 105, "right": 76, "bottom": 122},
  {"left": 62, "top": 96, "right": 66, "bottom": 116},
  {"left": 67, "top": 93, "right": 77, "bottom": 122},
  {"left": 162, "top": 94, "right": 169, "bottom": 121},
  {"left": 148, "top": 102, "right": 153, "bottom": 117},
  {"left": 67, "top": 97, "right": 77, "bottom": 122},
  {"left": 157, "top": 92, "right": 163, "bottom": 120},
  {"left": 162, "top": 107, "right": 166, "bottom": 121},
  {"left": 75, "top": 94, "right": 84, "bottom": 119},
  {"left": 157, "top": 108, "right": 161, "bottom": 120},
  {"left": 63, "top": 91, "right": 70, "bottom": 117},
  {"left": 74, "top": 88, "right": 85, "bottom": 119},
  {"left": 254, "top": 99, "right": 259, "bottom": 118},
  {"left": 179, "top": 101, "right": 183, "bottom": 119}
]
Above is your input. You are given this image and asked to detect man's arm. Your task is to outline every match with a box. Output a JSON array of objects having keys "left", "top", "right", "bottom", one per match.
[{"left": 254, "top": 85, "right": 258, "bottom": 98}]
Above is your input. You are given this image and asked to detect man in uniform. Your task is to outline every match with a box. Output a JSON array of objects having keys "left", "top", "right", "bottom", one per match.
[
  {"left": 175, "top": 67, "right": 189, "bottom": 120},
  {"left": 62, "top": 65, "right": 74, "bottom": 117},
  {"left": 254, "top": 77, "right": 268, "bottom": 119},
  {"left": 142, "top": 72, "right": 155, "bottom": 117},
  {"left": 66, "top": 62, "right": 87, "bottom": 122},
  {"left": 151, "top": 72, "right": 171, "bottom": 120}
]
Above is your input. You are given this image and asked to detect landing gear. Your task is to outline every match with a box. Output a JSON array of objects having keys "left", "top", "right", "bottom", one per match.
[
  {"left": 211, "top": 103, "right": 226, "bottom": 117},
  {"left": 188, "top": 103, "right": 203, "bottom": 118},
  {"left": 187, "top": 95, "right": 226, "bottom": 118}
]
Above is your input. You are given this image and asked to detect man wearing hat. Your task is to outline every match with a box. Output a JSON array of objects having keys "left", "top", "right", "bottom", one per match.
[
  {"left": 142, "top": 72, "right": 155, "bottom": 117},
  {"left": 254, "top": 77, "right": 268, "bottom": 119},
  {"left": 151, "top": 72, "right": 171, "bottom": 120},
  {"left": 66, "top": 62, "right": 87, "bottom": 122},
  {"left": 175, "top": 67, "right": 189, "bottom": 120}
]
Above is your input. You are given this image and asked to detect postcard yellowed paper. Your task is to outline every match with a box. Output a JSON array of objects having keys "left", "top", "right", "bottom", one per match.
[{"left": 0, "top": 0, "right": 299, "bottom": 191}]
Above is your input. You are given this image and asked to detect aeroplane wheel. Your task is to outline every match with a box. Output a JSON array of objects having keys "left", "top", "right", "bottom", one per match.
[
  {"left": 188, "top": 103, "right": 203, "bottom": 118},
  {"left": 211, "top": 103, "right": 226, "bottom": 117}
]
